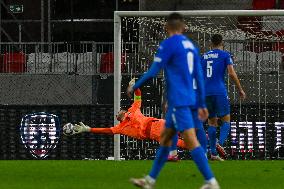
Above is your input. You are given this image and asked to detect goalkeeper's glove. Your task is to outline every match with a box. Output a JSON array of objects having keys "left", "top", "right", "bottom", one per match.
[
  {"left": 129, "top": 78, "right": 136, "bottom": 88},
  {"left": 127, "top": 78, "right": 136, "bottom": 98},
  {"left": 73, "top": 122, "right": 91, "bottom": 134}
]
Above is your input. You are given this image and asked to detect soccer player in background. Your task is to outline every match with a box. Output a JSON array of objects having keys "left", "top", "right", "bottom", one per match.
[
  {"left": 201, "top": 34, "right": 246, "bottom": 161},
  {"left": 67, "top": 79, "right": 188, "bottom": 149},
  {"left": 128, "top": 13, "right": 219, "bottom": 189}
]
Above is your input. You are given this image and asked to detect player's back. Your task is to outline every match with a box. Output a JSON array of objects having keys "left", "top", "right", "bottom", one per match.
[
  {"left": 162, "top": 34, "right": 198, "bottom": 107},
  {"left": 201, "top": 49, "right": 232, "bottom": 96}
]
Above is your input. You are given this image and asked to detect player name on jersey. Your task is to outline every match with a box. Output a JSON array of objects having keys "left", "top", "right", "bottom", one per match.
[{"left": 203, "top": 53, "right": 219, "bottom": 59}]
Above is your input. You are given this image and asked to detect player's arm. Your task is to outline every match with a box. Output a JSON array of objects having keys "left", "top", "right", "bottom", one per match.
[
  {"left": 129, "top": 78, "right": 142, "bottom": 102},
  {"left": 127, "top": 88, "right": 142, "bottom": 112},
  {"left": 134, "top": 88, "right": 142, "bottom": 101},
  {"left": 226, "top": 56, "right": 246, "bottom": 99},
  {"left": 193, "top": 52, "right": 208, "bottom": 121},
  {"left": 128, "top": 78, "right": 142, "bottom": 111},
  {"left": 193, "top": 52, "right": 206, "bottom": 109},
  {"left": 127, "top": 41, "right": 172, "bottom": 96},
  {"left": 71, "top": 122, "right": 114, "bottom": 135}
]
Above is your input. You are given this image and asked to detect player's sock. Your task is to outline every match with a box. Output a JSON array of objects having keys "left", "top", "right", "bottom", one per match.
[
  {"left": 169, "top": 134, "right": 178, "bottom": 154},
  {"left": 149, "top": 146, "right": 170, "bottom": 179},
  {"left": 208, "top": 126, "right": 217, "bottom": 156},
  {"left": 196, "top": 128, "right": 207, "bottom": 153},
  {"left": 219, "top": 121, "right": 230, "bottom": 146},
  {"left": 191, "top": 146, "right": 214, "bottom": 181}
]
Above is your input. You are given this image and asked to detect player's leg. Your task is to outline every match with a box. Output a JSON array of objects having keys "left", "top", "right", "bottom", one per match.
[
  {"left": 208, "top": 117, "right": 218, "bottom": 156},
  {"left": 196, "top": 128, "right": 207, "bottom": 153},
  {"left": 217, "top": 95, "right": 231, "bottom": 146},
  {"left": 148, "top": 127, "right": 176, "bottom": 178},
  {"left": 178, "top": 107, "right": 219, "bottom": 189},
  {"left": 130, "top": 108, "right": 176, "bottom": 188},
  {"left": 130, "top": 127, "right": 176, "bottom": 188},
  {"left": 181, "top": 129, "right": 218, "bottom": 184},
  {"left": 206, "top": 96, "right": 219, "bottom": 157},
  {"left": 192, "top": 109, "right": 207, "bottom": 153},
  {"left": 216, "top": 95, "right": 231, "bottom": 159},
  {"left": 147, "top": 119, "right": 178, "bottom": 161},
  {"left": 168, "top": 133, "right": 179, "bottom": 161},
  {"left": 168, "top": 109, "right": 207, "bottom": 160},
  {"left": 219, "top": 115, "right": 230, "bottom": 146}
]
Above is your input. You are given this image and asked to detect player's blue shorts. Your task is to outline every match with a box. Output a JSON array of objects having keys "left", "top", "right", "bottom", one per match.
[
  {"left": 206, "top": 95, "right": 230, "bottom": 118},
  {"left": 165, "top": 106, "right": 194, "bottom": 132}
]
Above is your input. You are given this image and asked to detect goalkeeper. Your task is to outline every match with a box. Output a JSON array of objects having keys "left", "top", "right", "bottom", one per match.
[{"left": 69, "top": 79, "right": 187, "bottom": 149}]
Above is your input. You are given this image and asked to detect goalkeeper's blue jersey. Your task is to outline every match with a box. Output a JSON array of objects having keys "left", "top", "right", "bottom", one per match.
[
  {"left": 133, "top": 34, "right": 205, "bottom": 108},
  {"left": 201, "top": 49, "right": 233, "bottom": 96}
]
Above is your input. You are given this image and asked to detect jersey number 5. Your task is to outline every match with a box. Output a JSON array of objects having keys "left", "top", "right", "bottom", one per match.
[{"left": 207, "top": 61, "right": 213, "bottom": 77}]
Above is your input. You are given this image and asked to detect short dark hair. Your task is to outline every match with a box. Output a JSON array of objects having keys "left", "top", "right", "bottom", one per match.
[
  {"left": 166, "top": 13, "right": 184, "bottom": 31},
  {"left": 211, "top": 34, "right": 223, "bottom": 46}
]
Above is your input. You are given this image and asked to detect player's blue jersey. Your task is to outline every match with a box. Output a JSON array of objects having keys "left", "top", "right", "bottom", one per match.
[
  {"left": 201, "top": 49, "right": 233, "bottom": 96},
  {"left": 133, "top": 34, "right": 205, "bottom": 108}
]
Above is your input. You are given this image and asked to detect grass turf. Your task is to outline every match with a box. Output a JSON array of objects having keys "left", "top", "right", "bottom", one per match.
[{"left": 0, "top": 160, "right": 283, "bottom": 189}]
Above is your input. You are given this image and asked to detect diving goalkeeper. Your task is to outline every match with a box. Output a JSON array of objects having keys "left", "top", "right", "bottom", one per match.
[{"left": 67, "top": 79, "right": 187, "bottom": 149}]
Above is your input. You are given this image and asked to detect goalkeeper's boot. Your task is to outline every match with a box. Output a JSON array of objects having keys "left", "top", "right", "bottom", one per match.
[
  {"left": 216, "top": 143, "right": 227, "bottom": 159},
  {"left": 210, "top": 154, "right": 224, "bottom": 162},
  {"left": 200, "top": 180, "right": 220, "bottom": 189},
  {"left": 130, "top": 175, "right": 155, "bottom": 189},
  {"left": 73, "top": 122, "right": 90, "bottom": 134}
]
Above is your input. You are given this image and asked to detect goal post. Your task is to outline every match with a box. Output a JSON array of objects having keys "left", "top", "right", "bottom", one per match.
[
  {"left": 114, "top": 10, "right": 284, "bottom": 160},
  {"left": 114, "top": 13, "right": 122, "bottom": 161}
]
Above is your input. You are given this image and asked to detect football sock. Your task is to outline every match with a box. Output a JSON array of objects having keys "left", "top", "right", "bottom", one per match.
[
  {"left": 196, "top": 128, "right": 207, "bottom": 153},
  {"left": 149, "top": 146, "right": 170, "bottom": 179},
  {"left": 169, "top": 134, "right": 178, "bottom": 154},
  {"left": 208, "top": 126, "right": 217, "bottom": 156},
  {"left": 191, "top": 146, "right": 214, "bottom": 181},
  {"left": 219, "top": 121, "right": 230, "bottom": 146}
]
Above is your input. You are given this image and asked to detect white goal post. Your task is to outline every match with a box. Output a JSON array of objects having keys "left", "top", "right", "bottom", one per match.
[{"left": 113, "top": 10, "right": 284, "bottom": 160}]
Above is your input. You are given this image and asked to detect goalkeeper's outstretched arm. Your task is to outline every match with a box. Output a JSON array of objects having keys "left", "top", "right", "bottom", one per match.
[
  {"left": 134, "top": 88, "right": 141, "bottom": 101},
  {"left": 128, "top": 78, "right": 142, "bottom": 102},
  {"left": 73, "top": 122, "right": 114, "bottom": 135}
]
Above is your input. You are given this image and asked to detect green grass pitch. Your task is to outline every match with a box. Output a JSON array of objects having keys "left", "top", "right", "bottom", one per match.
[{"left": 0, "top": 160, "right": 283, "bottom": 189}]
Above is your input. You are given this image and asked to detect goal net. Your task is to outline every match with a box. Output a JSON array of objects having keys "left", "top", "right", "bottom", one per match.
[{"left": 114, "top": 10, "right": 284, "bottom": 160}]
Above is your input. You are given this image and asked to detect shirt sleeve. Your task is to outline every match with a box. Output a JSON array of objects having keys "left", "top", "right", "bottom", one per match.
[
  {"left": 128, "top": 100, "right": 141, "bottom": 113},
  {"left": 134, "top": 88, "right": 142, "bottom": 101},
  {"left": 200, "top": 55, "right": 206, "bottom": 79},
  {"left": 193, "top": 51, "right": 206, "bottom": 108},
  {"left": 133, "top": 40, "right": 172, "bottom": 90},
  {"left": 225, "top": 53, "right": 233, "bottom": 66}
]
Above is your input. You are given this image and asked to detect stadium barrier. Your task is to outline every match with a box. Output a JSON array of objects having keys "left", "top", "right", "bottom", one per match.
[{"left": 0, "top": 34, "right": 284, "bottom": 159}]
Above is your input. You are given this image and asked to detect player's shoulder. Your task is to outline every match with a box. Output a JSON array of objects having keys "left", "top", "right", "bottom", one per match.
[
  {"left": 202, "top": 50, "right": 214, "bottom": 59},
  {"left": 219, "top": 49, "right": 231, "bottom": 57}
]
